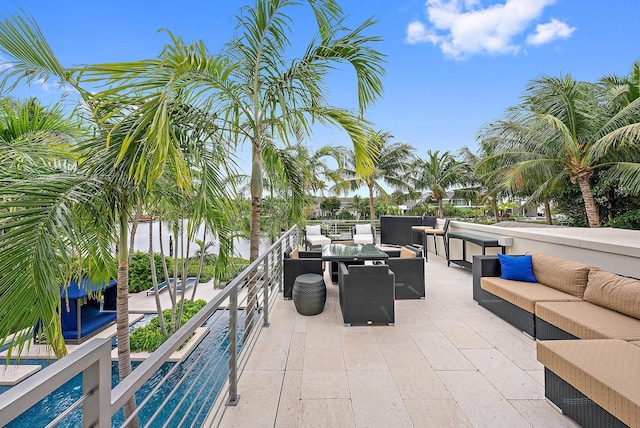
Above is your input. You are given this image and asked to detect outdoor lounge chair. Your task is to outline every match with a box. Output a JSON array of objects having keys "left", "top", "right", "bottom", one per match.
[
  {"left": 351, "top": 223, "right": 374, "bottom": 244},
  {"left": 146, "top": 278, "right": 177, "bottom": 296},
  {"left": 176, "top": 277, "right": 197, "bottom": 292},
  {"left": 303, "top": 225, "right": 330, "bottom": 250}
]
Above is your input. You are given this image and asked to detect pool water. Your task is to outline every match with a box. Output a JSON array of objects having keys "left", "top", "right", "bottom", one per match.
[{"left": 2, "top": 310, "right": 247, "bottom": 427}]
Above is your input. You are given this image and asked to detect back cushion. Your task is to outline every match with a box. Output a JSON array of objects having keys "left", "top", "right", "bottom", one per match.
[
  {"left": 306, "top": 225, "right": 321, "bottom": 236},
  {"left": 530, "top": 252, "right": 591, "bottom": 297},
  {"left": 289, "top": 248, "right": 299, "bottom": 259},
  {"left": 355, "top": 224, "right": 371, "bottom": 234},
  {"left": 584, "top": 270, "right": 640, "bottom": 319}
]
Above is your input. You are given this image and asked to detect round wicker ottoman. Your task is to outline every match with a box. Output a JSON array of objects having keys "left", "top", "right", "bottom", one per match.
[{"left": 292, "top": 273, "right": 326, "bottom": 316}]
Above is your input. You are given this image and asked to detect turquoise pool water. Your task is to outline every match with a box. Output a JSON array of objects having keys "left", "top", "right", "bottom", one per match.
[{"left": 1, "top": 310, "right": 246, "bottom": 427}]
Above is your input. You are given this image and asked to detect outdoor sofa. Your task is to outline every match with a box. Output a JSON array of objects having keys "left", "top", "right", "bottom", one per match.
[{"left": 473, "top": 252, "right": 640, "bottom": 428}]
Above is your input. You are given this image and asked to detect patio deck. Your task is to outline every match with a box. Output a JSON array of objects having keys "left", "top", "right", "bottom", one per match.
[{"left": 218, "top": 253, "right": 580, "bottom": 427}]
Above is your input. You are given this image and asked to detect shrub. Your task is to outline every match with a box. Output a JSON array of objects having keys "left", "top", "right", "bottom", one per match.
[
  {"left": 128, "top": 252, "right": 171, "bottom": 293},
  {"left": 129, "top": 299, "right": 208, "bottom": 352}
]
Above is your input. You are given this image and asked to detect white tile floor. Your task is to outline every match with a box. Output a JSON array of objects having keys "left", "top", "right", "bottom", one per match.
[{"left": 218, "top": 254, "right": 581, "bottom": 428}]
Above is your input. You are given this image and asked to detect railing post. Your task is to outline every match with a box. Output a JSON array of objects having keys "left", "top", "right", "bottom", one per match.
[
  {"left": 263, "top": 258, "right": 270, "bottom": 327},
  {"left": 227, "top": 287, "right": 240, "bottom": 406},
  {"left": 83, "top": 342, "right": 111, "bottom": 428},
  {"left": 277, "top": 241, "right": 283, "bottom": 293}
]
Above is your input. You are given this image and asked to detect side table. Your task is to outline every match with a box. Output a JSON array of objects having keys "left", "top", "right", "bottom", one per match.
[{"left": 292, "top": 273, "right": 326, "bottom": 315}]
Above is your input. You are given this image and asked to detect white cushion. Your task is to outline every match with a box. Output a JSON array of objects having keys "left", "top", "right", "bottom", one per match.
[
  {"left": 306, "top": 225, "right": 322, "bottom": 236},
  {"left": 306, "top": 235, "right": 330, "bottom": 245},
  {"left": 354, "top": 224, "right": 371, "bottom": 235},
  {"left": 353, "top": 234, "right": 374, "bottom": 244}
]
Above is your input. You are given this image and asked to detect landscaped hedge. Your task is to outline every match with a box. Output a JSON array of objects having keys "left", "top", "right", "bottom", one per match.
[
  {"left": 127, "top": 252, "right": 219, "bottom": 293},
  {"left": 129, "top": 299, "right": 208, "bottom": 352}
]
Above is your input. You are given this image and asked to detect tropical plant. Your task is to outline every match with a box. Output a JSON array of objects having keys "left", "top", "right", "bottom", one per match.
[
  {"left": 412, "top": 150, "right": 465, "bottom": 218},
  {"left": 0, "top": 97, "right": 87, "bottom": 360},
  {"left": 297, "top": 144, "right": 346, "bottom": 197},
  {"left": 320, "top": 196, "right": 342, "bottom": 217},
  {"left": 455, "top": 143, "right": 509, "bottom": 223},
  {"left": 208, "top": 0, "right": 385, "bottom": 265},
  {"left": 336, "top": 130, "right": 415, "bottom": 228},
  {"left": 0, "top": 12, "right": 234, "bottom": 425},
  {"left": 480, "top": 74, "right": 640, "bottom": 227}
]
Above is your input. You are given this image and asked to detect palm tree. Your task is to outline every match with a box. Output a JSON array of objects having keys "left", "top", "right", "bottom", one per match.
[
  {"left": 456, "top": 144, "right": 505, "bottom": 223},
  {"left": 480, "top": 74, "right": 640, "bottom": 227},
  {"left": 0, "top": 97, "right": 86, "bottom": 359},
  {"left": 412, "top": 150, "right": 465, "bottom": 218},
  {"left": 0, "top": 13, "right": 233, "bottom": 425},
  {"left": 337, "top": 130, "right": 415, "bottom": 228},
  {"left": 213, "top": 0, "right": 385, "bottom": 263},
  {"left": 296, "top": 144, "right": 347, "bottom": 197}
]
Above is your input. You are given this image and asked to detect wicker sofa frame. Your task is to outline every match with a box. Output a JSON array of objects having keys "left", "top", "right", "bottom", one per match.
[
  {"left": 472, "top": 255, "right": 536, "bottom": 337},
  {"left": 544, "top": 368, "right": 628, "bottom": 428},
  {"left": 474, "top": 252, "right": 640, "bottom": 427}
]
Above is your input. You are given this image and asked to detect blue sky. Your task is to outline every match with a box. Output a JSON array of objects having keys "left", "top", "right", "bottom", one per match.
[{"left": 2, "top": 0, "right": 640, "bottom": 163}]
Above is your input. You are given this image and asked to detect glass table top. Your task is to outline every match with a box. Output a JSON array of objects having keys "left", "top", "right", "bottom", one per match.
[{"left": 321, "top": 243, "right": 389, "bottom": 260}]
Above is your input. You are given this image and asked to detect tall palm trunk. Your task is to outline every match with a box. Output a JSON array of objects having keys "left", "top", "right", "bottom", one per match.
[
  {"left": 191, "top": 224, "right": 207, "bottom": 301},
  {"left": 574, "top": 174, "right": 601, "bottom": 227},
  {"left": 490, "top": 199, "right": 499, "bottom": 223},
  {"left": 128, "top": 203, "right": 142, "bottom": 263},
  {"left": 116, "top": 212, "right": 139, "bottom": 427},
  {"left": 577, "top": 180, "right": 601, "bottom": 227},
  {"left": 157, "top": 219, "right": 173, "bottom": 307},
  {"left": 149, "top": 215, "right": 167, "bottom": 335},
  {"left": 177, "top": 219, "right": 189, "bottom": 330},
  {"left": 544, "top": 199, "right": 553, "bottom": 225},
  {"left": 437, "top": 198, "right": 445, "bottom": 218},
  {"left": 170, "top": 225, "right": 179, "bottom": 333},
  {"left": 247, "top": 143, "right": 263, "bottom": 336}
]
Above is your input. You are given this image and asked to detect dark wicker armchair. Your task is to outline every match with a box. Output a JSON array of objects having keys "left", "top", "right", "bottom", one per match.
[
  {"left": 283, "top": 249, "right": 323, "bottom": 299},
  {"left": 338, "top": 263, "right": 395, "bottom": 326},
  {"left": 386, "top": 245, "right": 425, "bottom": 299}
]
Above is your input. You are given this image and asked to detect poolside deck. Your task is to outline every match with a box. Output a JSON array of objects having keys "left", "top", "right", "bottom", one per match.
[{"left": 217, "top": 254, "right": 580, "bottom": 427}]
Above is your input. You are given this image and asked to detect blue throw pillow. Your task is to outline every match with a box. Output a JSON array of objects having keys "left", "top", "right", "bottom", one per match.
[{"left": 497, "top": 253, "right": 537, "bottom": 283}]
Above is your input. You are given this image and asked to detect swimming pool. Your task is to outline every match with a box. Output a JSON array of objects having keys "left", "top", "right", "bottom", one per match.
[{"left": 1, "top": 310, "right": 245, "bottom": 427}]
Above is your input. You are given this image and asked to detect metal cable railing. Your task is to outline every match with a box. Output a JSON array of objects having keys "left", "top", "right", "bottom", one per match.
[{"left": 0, "top": 226, "right": 300, "bottom": 428}]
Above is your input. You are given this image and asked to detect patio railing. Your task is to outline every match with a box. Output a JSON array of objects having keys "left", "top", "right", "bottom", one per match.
[{"left": 0, "top": 226, "right": 301, "bottom": 428}]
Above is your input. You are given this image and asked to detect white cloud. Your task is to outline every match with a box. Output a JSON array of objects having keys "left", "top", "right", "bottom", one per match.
[
  {"left": 406, "top": 21, "right": 431, "bottom": 44},
  {"left": 406, "top": 0, "right": 575, "bottom": 60},
  {"left": 0, "top": 55, "right": 12, "bottom": 71},
  {"left": 36, "top": 78, "right": 54, "bottom": 93},
  {"left": 526, "top": 18, "right": 575, "bottom": 46}
]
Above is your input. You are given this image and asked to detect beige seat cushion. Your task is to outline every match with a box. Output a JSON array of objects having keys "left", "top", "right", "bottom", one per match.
[
  {"left": 536, "top": 301, "right": 640, "bottom": 341},
  {"left": 537, "top": 339, "right": 640, "bottom": 428},
  {"left": 583, "top": 270, "right": 640, "bottom": 319},
  {"left": 632, "top": 341, "right": 640, "bottom": 348},
  {"left": 481, "top": 277, "right": 581, "bottom": 313},
  {"left": 529, "top": 252, "right": 592, "bottom": 297}
]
